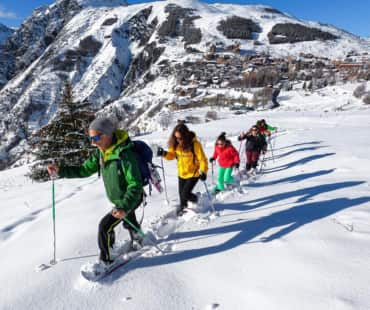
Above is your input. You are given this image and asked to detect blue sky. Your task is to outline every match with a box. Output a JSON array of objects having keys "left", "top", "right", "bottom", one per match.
[{"left": 0, "top": 0, "right": 369, "bottom": 37}]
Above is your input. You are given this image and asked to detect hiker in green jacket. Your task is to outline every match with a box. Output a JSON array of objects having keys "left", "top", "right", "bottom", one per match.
[
  {"left": 47, "top": 117, "right": 144, "bottom": 267},
  {"left": 258, "top": 119, "right": 277, "bottom": 133}
]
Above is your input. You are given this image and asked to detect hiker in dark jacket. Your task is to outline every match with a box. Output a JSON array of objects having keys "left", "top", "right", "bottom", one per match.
[
  {"left": 238, "top": 126, "right": 267, "bottom": 172},
  {"left": 47, "top": 117, "right": 143, "bottom": 268}
]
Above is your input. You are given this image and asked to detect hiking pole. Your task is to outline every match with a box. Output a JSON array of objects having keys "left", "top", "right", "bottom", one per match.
[
  {"left": 268, "top": 138, "right": 275, "bottom": 163},
  {"left": 160, "top": 157, "right": 170, "bottom": 204},
  {"left": 237, "top": 167, "right": 243, "bottom": 182},
  {"left": 50, "top": 176, "right": 57, "bottom": 265},
  {"left": 202, "top": 180, "right": 218, "bottom": 215},
  {"left": 238, "top": 140, "right": 243, "bottom": 154},
  {"left": 258, "top": 152, "right": 267, "bottom": 174},
  {"left": 122, "top": 216, "right": 164, "bottom": 254},
  {"left": 35, "top": 172, "right": 58, "bottom": 271},
  {"left": 238, "top": 139, "right": 245, "bottom": 170},
  {"left": 236, "top": 167, "right": 244, "bottom": 191},
  {"left": 211, "top": 162, "right": 215, "bottom": 185},
  {"left": 272, "top": 129, "right": 277, "bottom": 150},
  {"left": 238, "top": 139, "right": 243, "bottom": 161}
]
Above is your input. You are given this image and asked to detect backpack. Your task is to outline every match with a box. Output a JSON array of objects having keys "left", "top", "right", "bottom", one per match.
[
  {"left": 118, "top": 140, "right": 163, "bottom": 194},
  {"left": 130, "top": 140, "right": 153, "bottom": 186},
  {"left": 98, "top": 139, "right": 163, "bottom": 194}
]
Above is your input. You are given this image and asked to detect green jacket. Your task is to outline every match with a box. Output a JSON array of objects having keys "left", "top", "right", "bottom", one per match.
[
  {"left": 266, "top": 124, "right": 277, "bottom": 132},
  {"left": 59, "top": 130, "right": 143, "bottom": 213}
]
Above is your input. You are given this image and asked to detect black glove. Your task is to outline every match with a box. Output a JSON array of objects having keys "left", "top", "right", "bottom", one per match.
[
  {"left": 237, "top": 136, "right": 243, "bottom": 141},
  {"left": 234, "top": 163, "right": 240, "bottom": 169},
  {"left": 157, "top": 147, "right": 166, "bottom": 157},
  {"left": 199, "top": 172, "right": 207, "bottom": 181},
  {"left": 209, "top": 157, "right": 215, "bottom": 163}
]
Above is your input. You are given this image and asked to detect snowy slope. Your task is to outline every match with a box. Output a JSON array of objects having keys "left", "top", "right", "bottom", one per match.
[
  {"left": 0, "top": 0, "right": 369, "bottom": 170},
  {"left": 1, "top": 94, "right": 370, "bottom": 309}
]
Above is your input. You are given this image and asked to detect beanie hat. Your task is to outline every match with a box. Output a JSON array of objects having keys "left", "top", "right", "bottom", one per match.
[{"left": 89, "top": 117, "right": 116, "bottom": 136}]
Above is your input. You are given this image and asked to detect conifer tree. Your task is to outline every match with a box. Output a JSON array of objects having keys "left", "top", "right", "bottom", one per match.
[{"left": 29, "top": 82, "right": 96, "bottom": 181}]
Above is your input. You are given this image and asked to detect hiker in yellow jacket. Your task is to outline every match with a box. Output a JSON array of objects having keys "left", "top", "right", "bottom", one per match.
[{"left": 157, "top": 122, "right": 208, "bottom": 215}]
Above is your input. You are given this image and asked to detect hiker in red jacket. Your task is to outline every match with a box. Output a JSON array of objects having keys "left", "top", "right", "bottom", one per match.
[{"left": 209, "top": 132, "right": 240, "bottom": 193}]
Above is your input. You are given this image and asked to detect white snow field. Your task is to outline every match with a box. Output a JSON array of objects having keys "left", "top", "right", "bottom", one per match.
[{"left": 1, "top": 99, "right": 370, "bottom": 309}]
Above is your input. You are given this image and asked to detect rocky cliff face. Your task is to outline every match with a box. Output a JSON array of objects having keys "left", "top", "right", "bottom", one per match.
[
  {"left": 0, "top": 23, "right": 14, "bottom": 88},
  {"left": 0, "top": 23, "right": 13, "bottom": 45},
  {"left": 0, "top": 0, "right": 369, "bottom": 169},
  {"left": 268, "top": 23, "right": 338, "bottom": 44},
  {"left": 0, "top": 0, "right": 83, "bottom": 90}
]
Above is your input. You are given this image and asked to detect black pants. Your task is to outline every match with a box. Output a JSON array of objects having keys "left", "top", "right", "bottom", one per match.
[
  {"left": 98, "top": 210, "right": 140, "bottom": 263},
  {"left": 272, "top": 97, "right": 280, "bottom": 108},
  {"left": 178, "top": 177, "right": 199, "bottom": 209}
]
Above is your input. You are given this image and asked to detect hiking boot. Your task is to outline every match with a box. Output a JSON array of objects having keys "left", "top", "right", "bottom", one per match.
[
  {"left": 91, "top": 259, "right": 113, "bottom": 275},
  {"left": 212, "top": 187, "right": 221, "bottom": 195},
  {"left": 129, "top": 230, "right": 143, "bottom": 251},
  {"left": 176, "top": 206, "right": 189, "bottom": 216},
  {"left": 187, "top": 201, "right": 198, "bottom": 210},
  {"left": 225, "top": 183, "right": 234, "bottom": 190},
  {"left": 130, "top": 240, "right": 143, "bottom": 251},
  {"left": 110, "top": 241, "right": 132, "bottom": 259}
]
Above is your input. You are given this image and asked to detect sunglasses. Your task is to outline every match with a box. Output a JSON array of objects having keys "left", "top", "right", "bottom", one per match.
[
  {"left": 175, "top": 136, "right": 183, "bottom": 141},
  {"left": 216, "top": 142, "right": 225, "bottom": 146},
  {"left": 90, "top": 134, "right": 102, "bottom": 142}
]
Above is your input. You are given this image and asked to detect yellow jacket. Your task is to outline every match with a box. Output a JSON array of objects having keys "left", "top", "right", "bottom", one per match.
[{"left": 164, "top": 137, "right": 208, "bottom": 179}]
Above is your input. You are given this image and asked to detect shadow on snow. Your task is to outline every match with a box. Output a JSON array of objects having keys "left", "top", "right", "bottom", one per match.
[
  {"left": 247, "top": 169, "right": 335, "bottom": 188},
  {"left": 104, "top": 181, "right": 369, "bottom": 283}
]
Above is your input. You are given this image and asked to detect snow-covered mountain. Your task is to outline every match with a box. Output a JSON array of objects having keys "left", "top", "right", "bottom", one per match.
[
  {"left": 0, "top": 23, "right": 13, "bottom": 46},
  {"left": 0, "top": 0, "right": 369, "bottom": 169},
  {"left": 0, "top": 23, "right": 14, "bottom": 89}
]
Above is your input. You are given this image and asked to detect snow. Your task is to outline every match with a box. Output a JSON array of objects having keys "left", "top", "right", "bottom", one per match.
[
  {"left": 1, "top": 0, "right": 370, "bottom": 170},
  {"left": 61, "top": 0, "right": 128, "bottom": 7},
  {"left": 1, "top": 92, "right": 370, "bottom": 309}
]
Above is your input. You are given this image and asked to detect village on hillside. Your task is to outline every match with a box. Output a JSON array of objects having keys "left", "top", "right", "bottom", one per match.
[{"left": 153, "top": 42, "right": 370, "bottom": 110}]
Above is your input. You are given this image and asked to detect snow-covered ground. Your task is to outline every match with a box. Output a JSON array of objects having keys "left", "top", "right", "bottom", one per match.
[{"left": 1, "top": 98, "right": 370, "bottom": 309}]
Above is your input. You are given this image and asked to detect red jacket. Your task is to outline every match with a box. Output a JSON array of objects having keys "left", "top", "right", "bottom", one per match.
[
  {"left": 258, "top": 127, "right": 271, "bottom": 136},
  {"left": 212, "top": 144, "right": 240, "bottom": 168}
]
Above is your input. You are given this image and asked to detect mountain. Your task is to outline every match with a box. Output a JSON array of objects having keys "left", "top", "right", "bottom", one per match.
[
  {"left": 0, "top": 22, "right": 13, "bottom": 84},
  {"left": 0, "top": 0, "right": 369, "bottom": 169},
  {"left": 0, "top": 23, "right": 14, "bottom": 87},
  {"left": 0, "top": 23, "right": 13, "bottom": 46}
]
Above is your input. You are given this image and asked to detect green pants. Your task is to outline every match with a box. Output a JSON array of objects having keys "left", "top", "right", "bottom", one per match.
[{"left": 216, "top": 167, "right": 234, "bottom": 191}]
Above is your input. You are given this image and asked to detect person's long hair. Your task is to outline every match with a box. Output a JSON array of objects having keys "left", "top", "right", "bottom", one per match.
[
  {"left": 168, "top": 123, "right": 195, "bottom": 151},
  {"left": 216, "top": 132, "right": 231, "bottom": 146},
  {"left": 256, "top": 119, "right": 267, "bottom": 129}
]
